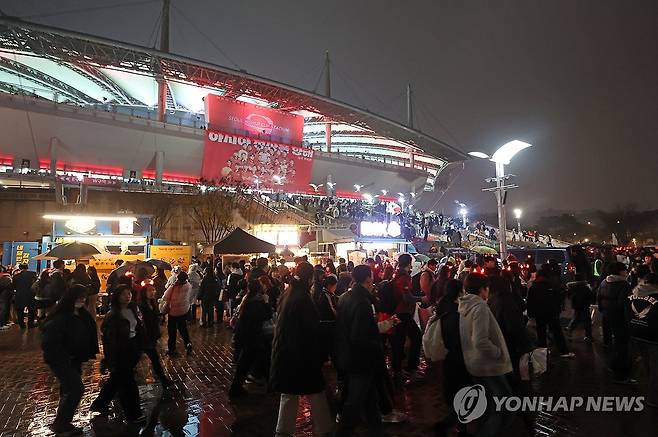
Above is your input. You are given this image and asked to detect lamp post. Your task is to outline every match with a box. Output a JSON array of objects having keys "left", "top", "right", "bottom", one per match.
[
  {"left": 469, "top": 140, "right": 532, "bottom": 259},
  {"left": 513, "top": 208, "right": 522, "bottom": 233}
]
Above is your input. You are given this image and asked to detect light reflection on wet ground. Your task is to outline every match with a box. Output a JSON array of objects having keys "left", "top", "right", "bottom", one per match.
[{"left": 1, "top": 319, "right": 657, "bottom": 436}]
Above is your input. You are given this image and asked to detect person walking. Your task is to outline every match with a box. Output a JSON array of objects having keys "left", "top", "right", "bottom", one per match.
[
  {"left": 433, "top": 279, "right": 471, "bottom": 437},
  {"left": 527, "top": 268, "right": 575, "bottom": 358},
  {"left": 41, "top": 284, "right": 98, "bottom": 436},
  {"left": 13, "top": 264, "right": 37, "bottom": 329},
  {"left": 137, "top": 284, "right": 173, "bottom": 387},
  {"left": 391, "top": 253, "right": 423, "bottom": 384},
  {"left": 91, "top": 285, "right": 145, "bottom": 423},
  {"left": 86, "top": 266, "right": 101, "bottom": 319},
  {"left": 334, "top": 265, "right": 386, "bottom": 436},
  {"left": 0, "top": 269, "right": 13, "bottom": 329},
  {"left": 198, "top": 267, "right": 220, "bottom": 327},
  {"left": 187, "top": 264, "right": 202, "bottom": 323},
  {"left": 458, "top": 273, "right": 515, "bottom": 437},
  {"left": 271, "top": 262, "right": 333, "bottom": 437},
  {"left": 228, "top": 280, "right": 272, "bottom": 398},
  {"left": 598, "top": 262, "right": 635, "bottom": 384},
  {"left": 629, "top": 273, "right": 658, "bottom": 406},
  {"left": 162, "top": 271, "right": 194, "bottom": 356},
  {"left": 567, "top": 274, "right": 594, "bottom": 341}
]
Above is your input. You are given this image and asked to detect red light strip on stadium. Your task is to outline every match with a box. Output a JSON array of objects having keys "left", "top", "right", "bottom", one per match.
[
  {"left": 0, "top": 154, "right": 13, "bottom": 166},
  {"left": 39, "top": 159, "right": 124, "bottom": 176},
  {"left": 141, "top": 170, "right": 199, "bottom": 184}
]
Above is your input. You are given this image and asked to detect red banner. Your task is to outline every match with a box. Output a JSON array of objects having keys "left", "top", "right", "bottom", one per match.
[
  {"left": 201, "top": 130, "right": 314, "bottom": 192},
  {"left": 205, "top": 94, "right": 304, "bottom": 145}
]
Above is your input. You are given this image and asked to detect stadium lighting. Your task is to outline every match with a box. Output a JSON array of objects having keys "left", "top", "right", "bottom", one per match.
[
  {"left": 381, "top": 189, "right": 388, "bottom": 195},
  {"left": 43, "top": 214, "right": 137, "bottom": 221},
  {"left": 470, "top": 140, "right": 533, "bottom": 259},
  {"left": 513, "top": 208, "right": 522, "bottom": 233},
  {"left": 354, "top": 184, "right": 362, "bottom": 192}
]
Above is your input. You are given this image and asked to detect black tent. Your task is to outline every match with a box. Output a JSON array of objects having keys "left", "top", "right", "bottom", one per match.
[{"left": 213, "top": 227, "right": 276, "bottom": 255}]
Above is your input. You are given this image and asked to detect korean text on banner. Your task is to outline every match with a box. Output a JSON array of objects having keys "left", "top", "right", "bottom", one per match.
[
  {"left": 201, "top": 130, "right": 314, "bottom": 192},
  {"left": 150, "top": 245, "right": 193, "bottom": 272}
]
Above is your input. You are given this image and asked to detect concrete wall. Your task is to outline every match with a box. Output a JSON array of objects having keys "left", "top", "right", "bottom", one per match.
[{"left": 0, "top": 94, "right": 428, "bottom": 194}]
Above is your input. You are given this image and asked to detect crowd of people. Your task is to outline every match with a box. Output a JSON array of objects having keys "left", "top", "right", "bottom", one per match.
[{"left": 0, "top": 245, "right": 657, "bottom": 436}]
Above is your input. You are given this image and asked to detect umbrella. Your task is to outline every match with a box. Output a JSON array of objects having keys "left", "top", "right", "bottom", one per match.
[
  {"left": 414, "top": 254, "right": 430, "bottom": 263},
  {"left": 145, "top": 258, "right": 173, "bottom": 271},
  {"left": 111, "top": 260, "right": 156, "bottom": 277},
  {"left": 44, "top": 242, "right": 103, "bottom": 260},
  {"left": 470, "top": 245, "right": 499, "bottom": 255},
  {"left": 32, "top": 252, "right": 59, "bottom": 261}
]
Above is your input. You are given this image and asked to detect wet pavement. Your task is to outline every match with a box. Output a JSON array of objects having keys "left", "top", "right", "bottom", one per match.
[{"left": 1, "top": 318, "right": 657, "bottom": 437}]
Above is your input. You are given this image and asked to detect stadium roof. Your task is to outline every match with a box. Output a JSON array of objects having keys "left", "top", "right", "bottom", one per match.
[{"left": 0, "top": 16, "right": 468, "bottom": 163}]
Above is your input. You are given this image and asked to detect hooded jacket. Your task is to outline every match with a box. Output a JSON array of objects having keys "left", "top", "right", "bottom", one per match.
[
  {"left": 458, "top": 293, "right": 512, "bottom": 377},
  {"left": 567, "top": 280, "right": 593, "bottom": 310},
  {"left": 597, "top": 275, "right": 631, "bottom": 318}
]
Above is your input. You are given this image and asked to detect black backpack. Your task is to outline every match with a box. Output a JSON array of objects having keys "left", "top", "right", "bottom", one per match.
[
  {"left": 628, "top": 293, "right": 658, "bottom": 343},
  {"left": 377, "top": 280, "right": 397, "bottom": 314}
]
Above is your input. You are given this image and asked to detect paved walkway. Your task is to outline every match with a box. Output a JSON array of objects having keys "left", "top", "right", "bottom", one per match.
[{"left": 0, "top": 319, "right": 657, "bottom": 436}]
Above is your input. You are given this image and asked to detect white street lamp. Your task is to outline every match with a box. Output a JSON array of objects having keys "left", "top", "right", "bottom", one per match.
[
  {"left": 470, "top": 140, "right": 533, "bottom": 259},
  {"left": 513, "top": 208, "right": 522, "bottom": 233}
]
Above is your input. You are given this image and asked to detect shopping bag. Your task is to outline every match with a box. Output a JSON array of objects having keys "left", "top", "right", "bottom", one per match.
[{"left": 422, "top": 313, "right": 448, "bottom": 362}]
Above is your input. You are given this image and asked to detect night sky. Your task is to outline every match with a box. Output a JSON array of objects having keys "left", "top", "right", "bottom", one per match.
[{"left": 3, "top": 0, "right": 657, "bottom": 217}]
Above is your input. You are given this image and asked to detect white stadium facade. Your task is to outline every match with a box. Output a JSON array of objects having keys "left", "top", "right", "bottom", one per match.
[{"left": 0, "top": 17, "right": 467, "bottom": 199}]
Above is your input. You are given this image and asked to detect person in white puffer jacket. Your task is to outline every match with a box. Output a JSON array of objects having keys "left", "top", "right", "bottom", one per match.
[
  {"left": 163, "top": 271, "right": 193, "bottom": 357},
  {"left": 458, "top": 272, "right": 514, "bottom": 437}
]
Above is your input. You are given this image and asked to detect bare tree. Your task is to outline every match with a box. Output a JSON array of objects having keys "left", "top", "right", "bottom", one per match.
[
  {"left": 146, "top": 194, "right": 176, "bottom": 238},
  {"left": 189, "top": 191, "right": 237, "bottom": 244}
]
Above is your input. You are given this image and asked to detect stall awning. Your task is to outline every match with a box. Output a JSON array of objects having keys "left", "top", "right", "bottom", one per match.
[
  {"left": 320, "top": 228, "right": 357, "bottom": 244},
  {"left": 213, "top": 227, "right": 276, "bottom": 255}
]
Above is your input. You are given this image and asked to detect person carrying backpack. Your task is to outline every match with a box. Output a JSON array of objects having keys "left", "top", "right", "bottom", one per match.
[{"left": 628, "top": 273, "right": 658, "bottom": 407}]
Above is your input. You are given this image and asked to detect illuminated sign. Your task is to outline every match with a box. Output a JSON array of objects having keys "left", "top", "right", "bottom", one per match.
[
  {"left": 205, "top": 94, "right": 304, "bottom": 144},
  {"left": 65, "top": 218, "right": 96, "bottom": 234},
  {"left": 359, "top": 221, "right": 402, "bottom": 238}
]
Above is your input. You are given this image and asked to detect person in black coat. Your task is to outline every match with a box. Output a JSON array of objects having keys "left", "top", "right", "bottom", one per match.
[
  {"left": 91, "top": 285, "right": 145, "bottom": 422},
  {"left": 41, "top": 284, "right": 98, "bottom": 436},
  {"left": 527, "top": 268, "right": 573, "bottom": 357},
  {"left": 137, "top": 284, "right": 173, "bottom": 387},
  {"left": 228, "top": 280, "right": 272, "bottom": 398},
  {"left": 86, "top": 266, "right": 101, "bottom": 319},
  {"left": 334, "top": 265, "right": 386, "bottom": 436},
  {"left": 433, "top": 279, "right": 471, "bottom": 437},
  {"left": 567, "top": 274, "right": 594, "bottom": 340},
  {"left": 597, "top": 262, "right": 634, "bottom": 383},
  {"left": 198, "top": 267, "right": 220, "bottom": 327},
  {"left": 13, "top": 264, "right": 37, "bottom": 328},
  {"left": 488, "top": 276, "right": 533, "bottom": 374},
  {"left": 271, "top": 262, "right": 333, "bottom": 437}
]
